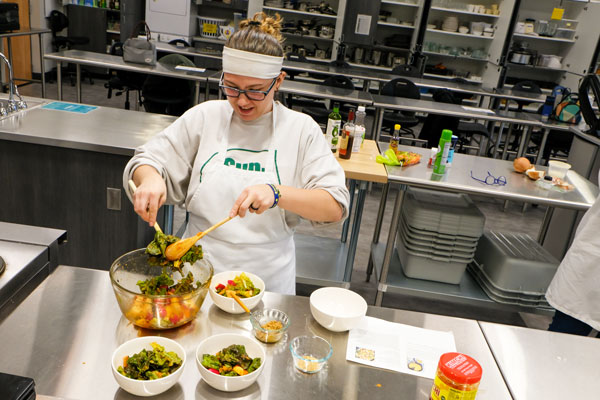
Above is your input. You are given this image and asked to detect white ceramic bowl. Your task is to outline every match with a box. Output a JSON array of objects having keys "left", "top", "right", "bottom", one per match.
[
  {"left": 209, "top": 271, "right": 265, "bottom": 314},
  {"left": 111, "top": 336, "right": 186, "bottom": 397},
  {"left": 195, "top": 333, "right": 266, "bottom": 392},
  {"left": 309, "top": 287, "right": 368, "bottom": 332}
]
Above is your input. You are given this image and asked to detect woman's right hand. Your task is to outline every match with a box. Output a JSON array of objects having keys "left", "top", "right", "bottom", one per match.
[{"left": 131, "top": 165, "right": 167, "bottom": 227}]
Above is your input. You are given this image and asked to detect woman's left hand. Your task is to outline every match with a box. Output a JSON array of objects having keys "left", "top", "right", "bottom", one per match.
[{"left": 230, "top": 184, "right": 275, "bottom": 218}]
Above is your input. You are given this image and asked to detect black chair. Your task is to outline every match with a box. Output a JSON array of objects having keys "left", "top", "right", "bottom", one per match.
[
  {"left": 499, "top": 80, "right": 544, "bottom": 155},
  {"left": 419, "top": 89, "right": 460, "bottom": 148},
  {"left": 105, "top": 42, "right": 147, "bottom": 110},
  {"left": 450, "top": 78, "right": 494, "bottom": 154},
  {"left": 46, "top": 10, "right": 92, "bottom": 85},
  {"left": 381, "top": 78, "right": 421, "bottom": 137},
  {"left": 301, "top": 75, "right": 355, "bottom": 126},
  {"left": 142, "top": 54, "right": 196, "bottom": 116}
]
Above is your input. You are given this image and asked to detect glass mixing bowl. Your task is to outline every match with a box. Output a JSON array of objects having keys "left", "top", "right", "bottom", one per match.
[{"left": 110, "top": 249, "right": 213, "bottom": 329}]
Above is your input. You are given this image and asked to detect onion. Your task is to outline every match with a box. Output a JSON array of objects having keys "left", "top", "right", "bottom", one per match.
[
  {"left": 525, "top": 167, "right": 544, "bottom": 180},
  {"left": 513, "top": 157, "right": 532, "bottom": 173}
]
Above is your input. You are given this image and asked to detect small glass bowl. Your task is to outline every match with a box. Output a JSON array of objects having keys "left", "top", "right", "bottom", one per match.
[
  {"left": 250, "top": 308, "right": 290, "bottom": 343},
  {"left": 289, "top": 336, "right": 332, "bottom": 373}
]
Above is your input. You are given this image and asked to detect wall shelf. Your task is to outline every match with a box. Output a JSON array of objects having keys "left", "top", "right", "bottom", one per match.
[
  {"left": 430, "top": 6, "right": 499, "bottom": 18},
  {"left": 377, "top": 21, "right": 415, "bottom": 29},
  {"left": 506, "top": 63, "right": 566, "bottom": 72},
  {"left": 262, "top": 6, "right": 337, "bottom": 20},
  {"left": 423, "top": 72, "right": 483, "bottom": 83},
  {"left": 423, "top": 51, "right": 488, "bottom": 62},
  {"left": 282, "top": 32, "right": 334, "bottom": 42},
  {"left": 512, "top": 33, "right": 575, "bottom": 43},
  {"left": 427, "top": 28, "right": 494, "bottom": 40},
  {"left": 381, "top": 0, "right": 420, "bottom": 7}
]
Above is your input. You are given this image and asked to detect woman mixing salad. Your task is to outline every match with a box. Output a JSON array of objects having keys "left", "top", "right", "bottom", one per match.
[{"left": 124, "top": 13, "right": 349, "bottom": 294}]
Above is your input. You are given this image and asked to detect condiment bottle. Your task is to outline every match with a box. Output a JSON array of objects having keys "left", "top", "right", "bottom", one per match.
[
  {"left": 430, "top": 352, "right": 482, "bottom": 400},
  {"left": 390, "top": 123, "right": 401, "bottom": 154},
  {"left": 446, "top": 135, "right": 458, "bottom": 168},
  {"left": 325, "top": 102, "right": 341, "bottom": 153},
  {"left": 433, "top": 129, "right": 453, "bottom": 175},
  {"left": 339, "top": 108, "right": 355, "bottom": 160},
  {"left": 352, "top": 106, "right": 366, "bottom": 153}
]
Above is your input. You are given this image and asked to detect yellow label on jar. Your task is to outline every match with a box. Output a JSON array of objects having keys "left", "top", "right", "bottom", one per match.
[
  {"left": 203, "top": 23, "right": 218, "bottom": 34},
  {"left": 430, "top": 375, "right": 478, "bottom": 400}
]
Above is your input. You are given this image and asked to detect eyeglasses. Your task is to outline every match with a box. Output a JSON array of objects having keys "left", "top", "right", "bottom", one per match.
[
  {"left": 470, "top": 170, "right": 507, "bottom": 186},
  {"left": 219, "top": 75, "right": 278, "bottom": 101}
]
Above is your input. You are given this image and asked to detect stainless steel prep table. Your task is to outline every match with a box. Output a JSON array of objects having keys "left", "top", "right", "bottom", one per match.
[
  {"left": 370, "top": 144, "right": 598, "bottom": 309},
  {"left": 0, "top": 28, "right": 52, "bottom": 98},
  {"left": 479, "top": 321, "right": 600, "bottom": 399},
  {"left": 0, "top": 222, "right": 66, "bottom": 322},
  {"left": 44, "top": 50, "right": 217, "bottom": 105},
  {"left": 0, "top": 265, "right": 511, "bottom": 399},
  {"left": 372, "top": 94, "right": 543, "bottom": 156}
]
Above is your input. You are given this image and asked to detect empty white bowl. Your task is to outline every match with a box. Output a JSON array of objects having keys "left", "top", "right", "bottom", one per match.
[
  {"left": 309, "top": 287, "right": 368, "bottom": 332},
  {"left": 209, "top": 271, "right": 265, "bottom": 314},
  {"left": 111, "top": 336, "right": 186, "bottom": 397},
  {"left": 196, "top": 333, "right": 266, "bottom": 392}
]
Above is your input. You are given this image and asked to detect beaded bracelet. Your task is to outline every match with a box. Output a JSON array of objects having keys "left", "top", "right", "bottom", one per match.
[{"left": 266, "top": 183, "right": 281, "bottom": 208}]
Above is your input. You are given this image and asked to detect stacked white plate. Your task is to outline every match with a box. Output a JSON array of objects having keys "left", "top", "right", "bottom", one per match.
[
  {"left": 396, "top": 188, "right": 485, "bottom": 284},
  {"left": 442, "top": 16, "right": 459, "bottom": 32}
]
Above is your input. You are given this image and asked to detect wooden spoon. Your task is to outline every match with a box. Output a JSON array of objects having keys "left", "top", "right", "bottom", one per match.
[
  {"left": 227, "top": 290, "right": 251, "bottom": 314},
  {"left": 128, "top": 180, "right": 163, "bottom": 234},
  {"left": 164, "top": 216, "right": 234, "bottom": 261}
]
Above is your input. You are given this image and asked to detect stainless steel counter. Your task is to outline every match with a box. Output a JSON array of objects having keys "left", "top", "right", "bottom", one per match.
[
  {"left": 480, "top": 321, "right": 600, "bottom": 400},
  {"left": 0, "top": 266, "right": 511, "bottom": 400},
  {"left": 279, "top": 79, "right": 373, "bottom": 105},
  {"left": 0, "top": 222, "right": 66, "bottom": 322},
  {"left": 0, "top": 98, "right": 175, "bottom": 156}
]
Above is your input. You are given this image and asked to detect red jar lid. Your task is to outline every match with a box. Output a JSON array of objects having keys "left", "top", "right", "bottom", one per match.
[{"left": 437, "top": 352, "right": 482, "bottom": 385}]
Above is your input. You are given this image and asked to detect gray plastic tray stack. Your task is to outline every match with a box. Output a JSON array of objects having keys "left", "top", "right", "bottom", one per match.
[
  {"left": 468, "top": 231, "right": 559, "bottom": 308},
  {"left": 396, "top": 188, "right": 485, "bottom": 284}
]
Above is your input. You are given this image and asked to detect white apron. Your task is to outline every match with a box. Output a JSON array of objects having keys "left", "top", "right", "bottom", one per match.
[
  {"left": 185, "top": 108, "right": 296, "bottom": 294},
  {"left": 546, "top": 170, "right": 600, "bottom": 330}
]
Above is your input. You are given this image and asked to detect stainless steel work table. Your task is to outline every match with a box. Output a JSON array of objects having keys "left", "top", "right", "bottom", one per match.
[
  {"left": 44, "top": 50, "right": 217, "bottom": 105},
  {"left": 0, "top": 27, "right": 52, "bottom": 98},
  {"left": 372, "top": 94, "right": 542, "bottom": 157},
  {"left": 479, "top": 321, "right": 600, "bottom": 399},
  {"left": 0, "top": 265, "right": 511, "bottom": 399},
  {"left": 369, "top": 144, "right": 598, "bottom": 308},
  {"left": 0, "top": 96, "right": 176, "bottom": 156},
  {"left": 0, "top": 222, "right": 66, "bottom": 322}
]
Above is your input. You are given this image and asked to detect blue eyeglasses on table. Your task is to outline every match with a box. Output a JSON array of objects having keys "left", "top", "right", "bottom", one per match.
[{"left": 470, "top": 170, "right": 507, "bottom": 186}]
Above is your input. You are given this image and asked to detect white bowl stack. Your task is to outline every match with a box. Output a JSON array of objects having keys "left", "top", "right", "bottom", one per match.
[{"left": 396, "top": 188, "right": 485, "bottom": 284}]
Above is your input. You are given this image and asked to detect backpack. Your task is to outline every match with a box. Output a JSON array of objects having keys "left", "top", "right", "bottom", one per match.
[{"left": 553, "top": 90, "right": 582, "bottom": 124}]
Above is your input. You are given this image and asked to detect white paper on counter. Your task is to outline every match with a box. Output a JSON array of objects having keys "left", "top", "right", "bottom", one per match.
[{"left": 346, "top": 316, "right": 456, "bottom": 379}]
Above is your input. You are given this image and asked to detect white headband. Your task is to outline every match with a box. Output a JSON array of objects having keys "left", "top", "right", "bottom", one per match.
[{"left": 222, "top": 47, "right": 283, "bottom": 79}]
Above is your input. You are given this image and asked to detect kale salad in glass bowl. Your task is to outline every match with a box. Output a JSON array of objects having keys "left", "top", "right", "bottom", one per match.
[{"left": 110, "top": 231, "right": 213, "bottom": 329}]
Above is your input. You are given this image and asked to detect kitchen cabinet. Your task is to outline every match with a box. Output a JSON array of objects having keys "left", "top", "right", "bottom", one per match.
[
  {"left": 422, "top": 0, "right": 515, "bottom": 84},
  {"left": 502, "top": 0, "right": 600, "bottom": 91},
  {"left": 263, "top": 0, "right": 346, "bottom": 64},
  {"left": 344, "top": 0, "right": 422, "bottom": 73}
]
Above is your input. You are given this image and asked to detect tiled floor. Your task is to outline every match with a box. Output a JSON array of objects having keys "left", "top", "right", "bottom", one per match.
[{"left": 20, "top": 78, "right": 553, "bottom": 330}]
